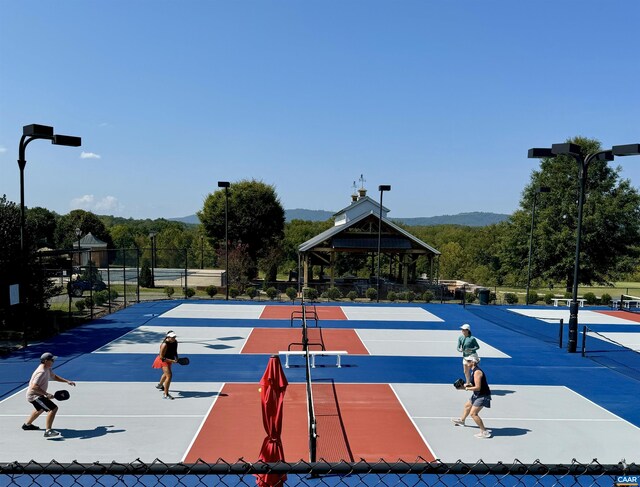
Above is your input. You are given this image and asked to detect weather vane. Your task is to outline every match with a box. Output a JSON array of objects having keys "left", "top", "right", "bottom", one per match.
[{"left": 359, "top": 174, "right": 366, "bottom": 189}]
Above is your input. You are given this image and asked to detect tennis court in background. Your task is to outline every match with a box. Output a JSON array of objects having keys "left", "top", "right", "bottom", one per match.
[{"left": 1, "top": 301, "right": 639, "bottom": 465}]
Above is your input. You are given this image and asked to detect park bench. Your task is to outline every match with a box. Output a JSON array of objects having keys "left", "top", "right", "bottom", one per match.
[
  {"left": 551, "top": 298, "right": 586, "bottom": 307},
  {"left": 279, "top": 350, "right": 347, "bottom": 368}
]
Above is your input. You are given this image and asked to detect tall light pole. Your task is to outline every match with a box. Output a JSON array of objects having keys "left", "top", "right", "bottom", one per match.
[
  {"left": 148, "top": 231, "right": 157, "bottom": 288},
  {"left": 376, "top": 185, "right": 391, "bottom": 303},
  {"left": 218, "top": 181, "right": 230, "bottom": 300},
  {"left": 75, "top": 227, "right": 82, "bottom": 269},
  {"left": 525, "top": 186, "right": 550, "bottom": 305},
  {"left": 200, "top": 235, "right": 204, "bottom": 270},
  {"left": 17, "top": 124, "right": 81, "bottom": 347},
  {"left": 528, "top": 143, "right": 640, "bottom": 352}
]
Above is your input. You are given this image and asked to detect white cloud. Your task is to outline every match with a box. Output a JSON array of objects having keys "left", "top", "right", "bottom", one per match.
[
  {"left": 0, "top": 146, "right": 7, "bottom": 154},
  {"left": 80, "top": 151, "right": 101, "bottom": 159},
  {"left": 70, "top": 194, "right": 123, "bottom": 214}
]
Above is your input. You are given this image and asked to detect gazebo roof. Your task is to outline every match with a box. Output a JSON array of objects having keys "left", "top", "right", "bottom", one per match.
[
  {"left": 79, "top": 232, "right": 107, "bottom": 247},
  {"left": 332, "top": 195, "right": 389, "bottom": 218},
  {"left": 298, "top": 209, "right": 440, "bottom": 255}
]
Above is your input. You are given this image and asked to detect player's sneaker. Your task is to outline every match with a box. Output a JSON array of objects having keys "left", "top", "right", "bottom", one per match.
[
  {"left": 474, "top": 430, "right": 492, "bottom": 439},
  {"left": 451, "top": 418, "right": 465, "bottom": 426},
  {"left": 22, "top": 423, "right": 40, "bottom": 431},
  {"left": 155, "top": 384, "right": 163, "bottom": 390},
  {"left": 44, "top": 429, "right": 60, "bottom": 438},
  {"left": 163, "top": 394, "right": 174, "bottom": 400}
]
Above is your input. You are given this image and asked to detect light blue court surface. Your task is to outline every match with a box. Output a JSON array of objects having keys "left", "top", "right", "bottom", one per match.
[{"left": 1, "top": 301, "right": 639, "bottom": 473}]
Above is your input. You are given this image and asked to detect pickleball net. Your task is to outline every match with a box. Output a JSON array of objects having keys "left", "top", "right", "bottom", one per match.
[
  {"left": 582, "top": 325, "right": 640, "bottom": 382},
  {"left": 615, "top": 294, "right": 640, "bottom": 313},
  {"left": 300, "top": 295, "right": 318, "bottom": 462}
]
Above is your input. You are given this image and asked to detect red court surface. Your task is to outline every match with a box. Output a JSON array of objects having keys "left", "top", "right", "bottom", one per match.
[
  {"left": 241, "top": 328, "right": 369, "bottom": 354},
  {"left": 185, "top": 383, "right": 435, "bottom": 462},
  {"left": 597, "top": 310, "right": 640, "bottom": 322},
  {"left": 259, "top": 305, "right": 347, "bottom": 320}
]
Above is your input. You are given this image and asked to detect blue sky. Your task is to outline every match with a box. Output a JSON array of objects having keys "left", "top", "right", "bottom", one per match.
[{"left": 1, "top": 1, "right": 639, "bottom": 220}]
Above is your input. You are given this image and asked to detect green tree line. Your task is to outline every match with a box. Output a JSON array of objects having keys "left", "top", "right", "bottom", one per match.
[{"left": 2, "top": 137, "right": 640, "bottom": 331}]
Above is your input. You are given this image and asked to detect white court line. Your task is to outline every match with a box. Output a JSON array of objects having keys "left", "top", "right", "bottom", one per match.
[
  {"left": 353, "top": 330, "right": 372, "bottom": 355},
  {"left": 389, "top": 384, "right": 437, "bottom": 459},
  {"left": 182, "top": 382, "right": 223, "bottom": 463},
  {"left": 239, "top": 328, "right": 255, "bottom": 354},
  {"left": 564, "top": 386, "right": 640, "bottom": 431}
]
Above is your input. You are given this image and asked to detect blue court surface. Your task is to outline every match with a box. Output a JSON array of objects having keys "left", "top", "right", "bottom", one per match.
[{"left": 1, "top": 301, "right": 639, "bottom": 474}]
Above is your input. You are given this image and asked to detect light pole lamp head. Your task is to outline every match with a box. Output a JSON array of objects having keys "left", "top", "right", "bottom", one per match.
[
  {"left": 217, "top": 181, "right": 230, "bottom": 188},
  {"left": 23, "top": 124, "right": 54, "bottom": 138},
  {"left": 52, "top": 135, "right": 82, "bottom": 147},
  {"left": 592, "top": 150, "right": 614, "bottom": 162},
  {"left": 612, "top": 144, "right": 640, "bottom": 157},
  {"left": 528, "top": 148, "right": 554, "bottom": 158},
  {"left": 148, "top": 231, "right": 157, "bottom": 239},
  {"left": 552, "top": 143, "right": 582, "bottom": 157},
  {"left": 378, "top": 185, "right": 391, "bottom": 192},
  {"left": 538, "top": 186, "right": 551, "bottom": 193},
  {"left": 75, "top": 227, "right": 82, "bottom": 238}
]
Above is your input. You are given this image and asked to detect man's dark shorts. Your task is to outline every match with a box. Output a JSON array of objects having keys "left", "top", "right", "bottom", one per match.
[
  {"left": 30, "top": 396, "right": 57, "bottom": 412},
  {"left": 470, "top": 393, "right": 491, "bottom": 408}
]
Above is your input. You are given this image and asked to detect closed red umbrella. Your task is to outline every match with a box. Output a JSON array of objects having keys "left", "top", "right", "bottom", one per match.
[{"left": 256, "top": 355, "right": 288, "bottom": 487}]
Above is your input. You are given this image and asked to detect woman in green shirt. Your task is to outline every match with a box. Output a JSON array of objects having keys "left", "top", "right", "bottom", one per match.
[{"left": 457, "top": 323, "right": 480, "bottom": 386}]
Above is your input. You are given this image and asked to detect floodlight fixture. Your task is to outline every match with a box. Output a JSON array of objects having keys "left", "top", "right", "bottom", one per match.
[
  {"left": 53, "top": 134, "right": 82, "bottom": 147},
  {"left": 552, "top": 143, "right": 582, "bottom": 157},
  {"left": 612, "top": 144, "right": 640, "bottom": 156},
  {"left": 528, "top": 148, "right": 554, "bottom": 158}
]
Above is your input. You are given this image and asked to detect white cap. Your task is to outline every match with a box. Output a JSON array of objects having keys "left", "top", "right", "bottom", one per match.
[
  {"left": 166, "top": 331, "right": 177, "bottom": 338},
  {"left": 40, "top": 352, "right": 57, "bottom": 362},
  {"left": 460, "top": 324, "right": 471, "bottom": 330}
]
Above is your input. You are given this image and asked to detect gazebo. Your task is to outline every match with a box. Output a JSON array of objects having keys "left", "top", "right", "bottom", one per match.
[
  {"left": 298, "top": 187, "right": 440, "bottom": 291},
  {"left": 77, "top": 232, "right": 109, "bottom": 267}
]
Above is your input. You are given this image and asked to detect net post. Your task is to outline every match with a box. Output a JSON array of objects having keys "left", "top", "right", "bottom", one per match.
[
  {"left": 581, "top": 325, "right": 587, "bottom": 357},
  {"left": 558, "top": 318, "right": 563, "bottom": 348}
]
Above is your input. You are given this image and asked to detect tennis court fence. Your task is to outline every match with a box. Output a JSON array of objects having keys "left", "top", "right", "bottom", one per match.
[{"left": 1, "top": 459, "right": 638, "bottom": 486}]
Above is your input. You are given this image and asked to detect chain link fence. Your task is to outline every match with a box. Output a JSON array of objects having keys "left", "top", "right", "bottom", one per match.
[{"left": 1, "top": 459, "right": 638, "bottom": 486}]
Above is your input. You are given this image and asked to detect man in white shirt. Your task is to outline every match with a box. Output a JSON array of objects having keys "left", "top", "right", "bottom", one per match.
[{"left": 23, "top": 352, "right": 76, "bottom": 438}]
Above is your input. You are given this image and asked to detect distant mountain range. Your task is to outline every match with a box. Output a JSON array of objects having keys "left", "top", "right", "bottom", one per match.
[{"left": 171, "top": 210, "right": 510, "bottom": 227}]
